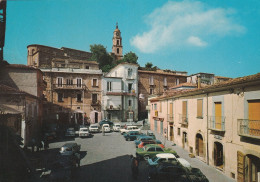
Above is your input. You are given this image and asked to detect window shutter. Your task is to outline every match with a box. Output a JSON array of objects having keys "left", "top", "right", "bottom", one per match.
[{"left": 197, "top": 99, "right": 203, "bottom": 118}]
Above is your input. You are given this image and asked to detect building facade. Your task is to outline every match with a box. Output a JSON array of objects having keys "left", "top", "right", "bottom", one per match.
[
  {"left": 149, "top": 73, "right": 260, "bottom": 182},
  {"left": 27, "top": 44, "right": 103, "bottom": 126},
  {"left": 138, "top": 69, "right": 187, "bottom": 120},
  {"left": 102, "top": 63, "right": 138, "bottom": 122}
]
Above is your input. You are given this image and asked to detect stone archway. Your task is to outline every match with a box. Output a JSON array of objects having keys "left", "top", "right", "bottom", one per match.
[{"left": 196, "top": 133, "right": 204, "bottom": 157}]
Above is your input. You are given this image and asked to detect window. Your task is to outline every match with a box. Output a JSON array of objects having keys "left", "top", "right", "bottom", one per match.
[
  {"left": 176, "top": 78, "right": 179, "bottom": 85},
  {"left": 148, "top": 147, "right": 155, "bottom": 152},
  {"left": 128, "top": 83, "right": 133, "bottom": 93},
  {"left": 197, "top": 99, "right": 203, "bottom": 118},
  {"left": 57, "top": 77, "right": 63, "bottom": 87},
  {"left": 159, "top": 102, "right": 162, "bottom": 112},
  {"left": 76, "top": 78, "right": 82, "bottom": 87},
  {"left": 149, "top": 76, "right": 154, "bottom": 85},
  {"left": 182, "top": 101, "right": 188, "bottom": 122},
  {"left": 117, "top": 40, "right": 119, "bottom": 45},
  {"left": 156, "top": 147, "right": 163, "bottom": 152},
  {"left": 92, "top": 94, "right": 97, "bottom": 103},
  {"left": 178, "top": 128, "right": 180, "bottom": 135},
  {"left": 92, "top": 78, "right": 98, "bottom": 87},
  {"left": 128, "top": 68, "right": 133, "bottom": 77},
  {"left": 150, "top": 88, "right": 154, "bottom": 94},
  {"left": 58, "top": 93, "right": 63, "bottom": 102},
  {"left": 66, "top": 79, "right": 73, "bottom": 85},
  {"left": 164, "top": 77, "right": 167, "bottom": 86},
  {"left": 183, "top": 132, "right": 187, "bottom": 143},
  {"left": 128, "top": 100, "right": 132, "bottom": 106},
  {"left": 117, "top": 48, "right": 119, "bottom": 54},
  {"left": 154, "top": 104, "right": 157, "bottom": 110},
  {"left": 77, "top": 94, "right": 82, "bottom": 102},
  {"left": 85, "top": 66, "right": 89, "bottom": 69},
  {"left": 107, "top": 81, "right": 112, "bottom": 91}
]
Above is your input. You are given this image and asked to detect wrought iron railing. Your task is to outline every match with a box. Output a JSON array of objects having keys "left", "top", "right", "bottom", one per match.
[
  {"left": 179, "top": 114, "right": 188, "bottom": 125},
  {"left": 238, "top": 119, "right": 260, "bottom": 139},
  {"left": 208, "top": 116, "right": 225, "bottom": 131},
  {"left": 167, "top": 114, "right": 174, "bottom": 122},
  {"left": 53, "top": 84, "right": 84, "bottom": 89}
]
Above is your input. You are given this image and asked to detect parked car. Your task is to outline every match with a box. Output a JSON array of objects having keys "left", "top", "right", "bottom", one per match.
[
  {"left": 113, "top": 123, "right": 121, "bottom": 132},
  {"left": 65, "top": 128, "right": 76, "bottom": 137},
  {"left": 136, "top": 144, "right": 178, "bottom": 160},
  {"left": 79, "top": 128, "right": 90, "bottom": 138},
  {"left": 138, "top": 140, "right": 165, "bottom": 149},
  {"left": 120, "top": 125, "right": 140, "bottom": 134},
  {"left": 147, "top": 162, "right": 190, "bottom": 182},
  {"left": 147, "top": 153, "right": 177, "bottom": 166},
  {"left": 124, "top": 131, "right": 144, "bottom": 141},
  {"left": 89, "top": 124, "right": 100, "bottom": 133},
  {"left": 177, "top": 158, "right": 191, "bottom": 169},
  {"left": 102, "top": 124, "right": 111, "bottom": 132},
  {"left": 186, "top": 168, "right": 209, "bottom": 182},
  {"left": 60, "top": 143, "right": 81, "bottom": 156},
  {"left": 99, "top": 119, "right": 113, "bottom": 127},
  {"left": 134, "top": 136, "right": 161, "bottom": 147}
]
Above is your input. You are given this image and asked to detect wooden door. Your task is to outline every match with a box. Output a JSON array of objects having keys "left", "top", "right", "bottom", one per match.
[
  {"left": 169, "top": 103, "right": 173, "bottom": 120},
  {"left": 215, "top": 102, "right": 222, "bottom": 130},
  {"left": 182, "top": 101, "right": 187, "bottom": 123},
  {"left": 237, "top": 151, "right": 245, "bottom": 182}
]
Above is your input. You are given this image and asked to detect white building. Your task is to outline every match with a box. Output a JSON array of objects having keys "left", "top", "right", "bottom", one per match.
[{"left": 102, "top": 63, "right": 138, "bottom": 122}]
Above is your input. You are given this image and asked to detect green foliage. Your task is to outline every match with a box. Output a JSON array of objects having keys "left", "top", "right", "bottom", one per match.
[
  {"left": 90, "top": 44, "right": 114, "bottom": 70},
  {"left": 143, "top": 62, "right": 158, "bottom": 71},
  {"left": 120, "top": 51, "right": 138, "bottom": 64}
]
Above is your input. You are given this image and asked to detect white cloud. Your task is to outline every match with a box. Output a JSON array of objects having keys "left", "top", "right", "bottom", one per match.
[
  {"left": 187, "top": 36, "right": 207, "bottom": 47},
  {"left": 130, "top": 1, "right": 245, "bottom": 53}
]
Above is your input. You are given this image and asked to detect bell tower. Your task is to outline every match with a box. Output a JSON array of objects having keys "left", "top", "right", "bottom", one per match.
[{"left": 112, "top": 23, "right": 123, "bottom": 60}]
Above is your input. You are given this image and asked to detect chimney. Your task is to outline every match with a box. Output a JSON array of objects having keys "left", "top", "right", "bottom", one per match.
[{"left": 198, "top": 75, "right": 201, "bottom": 89}]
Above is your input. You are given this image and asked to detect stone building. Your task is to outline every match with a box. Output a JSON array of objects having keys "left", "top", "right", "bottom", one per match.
[
  {"left": 138, "top": 69, "right": 187, "bottom": 120},
  {"left": 27, "top": 44, "right": 103, "bottom": 125},
  {"left": 102, "top": 63, "right": 139, "bottom": 122},
  {"left": 149, "top": 73, "right": 260, "bottom": 182},
  {"left": 0, "top": 64, "right": 45, "bottom": 145}
]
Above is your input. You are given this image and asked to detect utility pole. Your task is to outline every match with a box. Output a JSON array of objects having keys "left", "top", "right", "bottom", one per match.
[{"left": 0, "top": 0, "right": 7, "bottom": 62}]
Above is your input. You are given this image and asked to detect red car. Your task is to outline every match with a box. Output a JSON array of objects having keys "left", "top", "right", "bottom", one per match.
[{"left": 138, "top": 140, "right": 165, "bottom": 149}]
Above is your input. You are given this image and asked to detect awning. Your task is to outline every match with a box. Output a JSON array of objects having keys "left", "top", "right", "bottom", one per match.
[{"left": 0, "top": 105, "right": 23, "bottom": 114}]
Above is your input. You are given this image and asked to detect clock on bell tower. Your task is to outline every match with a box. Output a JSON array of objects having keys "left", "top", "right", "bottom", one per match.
[{"left": 112, "top": 23, "right": 123, "bottom": 60}]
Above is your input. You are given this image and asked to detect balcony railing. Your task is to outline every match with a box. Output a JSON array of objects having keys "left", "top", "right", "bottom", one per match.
[
  {"left": 105, "top": 105, "right": 122, "bottom": 110},
  {"left": 208, "top": 116, "right": 225, "bottom": 131},
  {"left": 179, "top": 114, "right": 188, "bottom": 126},
  {"left": 53, "top": 84, "right": 84, "bottom": 90},
  {"left": 167, "top": 114, "right": 174, "bottom": 122},
  {"left": 91, "top": 100, "right": 100, "bottom": 105},
  {"left": 238, "top": 119, "right": 260, "bottom": 139}
]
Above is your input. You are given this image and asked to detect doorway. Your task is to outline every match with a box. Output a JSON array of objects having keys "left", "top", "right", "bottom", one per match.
[
  {"left": 170, "top": 125, "right": 174, "bottom": 141},
  {"left": 196, "top": 133, "right": 204, "bottom": 157},
  {"left": 95, "top": 112, "right": 98, "bottom": 123},
  {"left": 214, "top": 142, "right": 223, "bottom": 169}
]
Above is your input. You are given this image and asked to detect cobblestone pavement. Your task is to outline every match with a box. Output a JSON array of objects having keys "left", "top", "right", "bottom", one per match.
[{"left": 152, "top": 130, "right": 236, "bottom": 182}]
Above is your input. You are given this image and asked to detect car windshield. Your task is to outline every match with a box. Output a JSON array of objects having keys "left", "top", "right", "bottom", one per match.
[{"left": 91, "top": 126, "right": 98, "bottom": 128}]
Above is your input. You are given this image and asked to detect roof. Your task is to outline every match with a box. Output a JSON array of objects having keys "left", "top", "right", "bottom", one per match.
[
  {"left": 138, "top": 70, "right": 187, "bottom": 77},
  {"left": 169, "top": 82, "right": 197, "bottom": 89},
  {"left": 189, "top": 72, "right": 215, "bottom": 76},
  {"left": 150, "top": 72, "right": 260, "bottom": 101},
  {"left": 0, "top": 84, "right": 38, "bottom": 99},
  {"left": 106, "top": 62, "right": 139, "bottom": 76},
  {"left": 5, "top": 64, "right": 39, "bottom": 71},
  {"left": 156, "top": 153, "right": 176, "bottom": 159}
]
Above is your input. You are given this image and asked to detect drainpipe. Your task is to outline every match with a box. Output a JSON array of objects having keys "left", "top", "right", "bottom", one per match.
[{"left": 206, "top": 92, "right": 209, "bottom": 165}]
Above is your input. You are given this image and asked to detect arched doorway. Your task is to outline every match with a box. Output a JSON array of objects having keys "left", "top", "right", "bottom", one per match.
[
  {"left": 214, "top": 142, "right": 223, "bottom": 169},
  {"left": 196, "top": 133, "right": 204, "bottom": 157},
  {"left": 244, "top": 154, "right": 260, "bottom": 182}
]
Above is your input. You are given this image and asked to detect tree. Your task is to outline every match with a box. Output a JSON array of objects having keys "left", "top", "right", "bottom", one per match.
[
  {"left": 144, "top": 62, "right": 158, "bottom": 71},
  {"left": 90, "top": 44, "right": 114, "bottom": 71},
  {"left": 120, "top": 51, "right": 138, "bottom": 64}
]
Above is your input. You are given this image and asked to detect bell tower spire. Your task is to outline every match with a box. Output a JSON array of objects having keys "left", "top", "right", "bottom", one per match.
[{"left": 112, "top": 23, "right": 123, "bottom": 60}]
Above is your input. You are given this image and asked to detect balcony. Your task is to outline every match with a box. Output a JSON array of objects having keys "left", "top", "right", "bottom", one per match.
[
  {"left": 208, "top": 116, "right": 225, "bottom": 131},
  {"left": 167, "top": 114, "right": 174, "bottom": 122},
  {"left": 179, "top": 114, "right": 188, "bottom": 126},
  {"left": 91, "top": 100, "right": 100, "bottom": 106},
  {"left": 53, "top": 84, "right": 84, "bottom": 90},
  {"left": 238, "top": 119, "right": 260, "bottom": 139},
  {"left": 105, "top": 105, "right": 121, "bottom": 110}
]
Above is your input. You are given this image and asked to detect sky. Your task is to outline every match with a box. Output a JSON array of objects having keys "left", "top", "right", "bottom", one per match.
[{"left": 4, "top": 0, "right": 260, "bottom": 78}]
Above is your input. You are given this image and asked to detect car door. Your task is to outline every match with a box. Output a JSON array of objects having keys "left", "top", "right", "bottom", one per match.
[{"left": 147, "top": 147, "right": 156, "bottom": 158}]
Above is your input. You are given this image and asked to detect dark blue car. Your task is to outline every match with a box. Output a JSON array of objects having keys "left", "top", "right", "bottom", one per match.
[
  {"left": 134, "top": 136, "right": 161, "bottom": 147},
  {"left": 124, "top": 131, "right": 144, "bottom": 141}
]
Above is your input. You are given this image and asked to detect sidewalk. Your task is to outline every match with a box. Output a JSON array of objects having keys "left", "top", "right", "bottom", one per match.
[{"left": 151, "top": 131, "right": 236, "bottom": 182}]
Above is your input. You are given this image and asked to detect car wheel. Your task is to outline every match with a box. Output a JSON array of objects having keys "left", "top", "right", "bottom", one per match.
[{"left": 144, "top": 155, "right": 150, "bottom": 160}]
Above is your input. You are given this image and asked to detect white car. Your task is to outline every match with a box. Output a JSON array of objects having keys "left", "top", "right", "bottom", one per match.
[
  {"left": 102, "top": 124, "right": 111, "bottom": 132},
  {"left": 148, "top": 153, "right": 177, "bottom": 166},
  {"left": 113, "top": 123, "right": 121, "bottom": 132},
  {"left": 177, "top": 158, "right": 191, "bottom": 169},
  {"left": 120, "top": 125, "right": 140, "bottom": 134},
  {"left": 89, "top": 124, "right": 100, "bottom": 133},
  {"left": 79, "top": 128, "right": 90, "bottom": 138}
]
